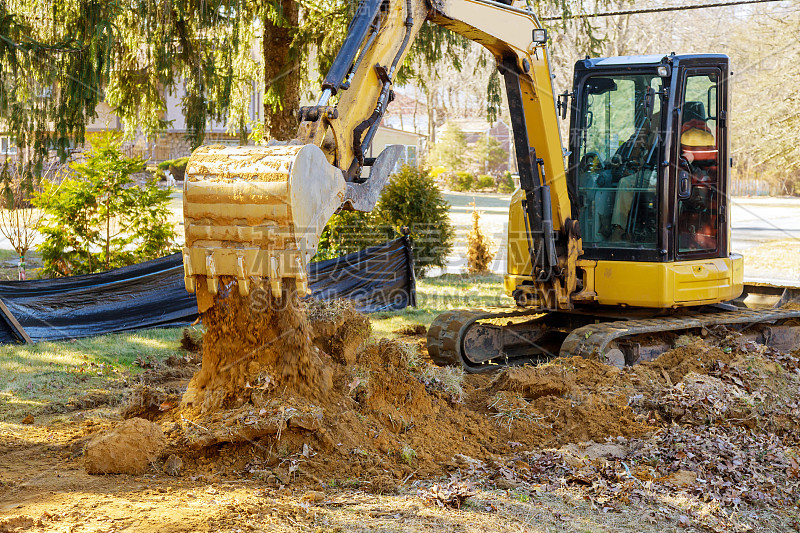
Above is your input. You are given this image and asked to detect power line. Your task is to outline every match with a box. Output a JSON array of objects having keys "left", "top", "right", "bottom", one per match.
[{"left": 540, "top": 0, "right": 787, "bottom": 21}]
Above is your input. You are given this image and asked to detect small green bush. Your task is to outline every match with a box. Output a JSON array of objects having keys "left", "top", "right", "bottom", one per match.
[
  {"left": 497, "top": 171, "right": 516, "bottom": 193},
  {"left": 476, "top": 174, "right": 496, "bottom": 190},
  {"left": 378, "top": 165, "right": 455, "bottom": 275},
  {"left": 315, "top": 166, "right": 455, "bottom": 276},
  {"left": 169, "top": 156, "right": 189, "bottom": 172},
  {"left": 447, "top": 171, "right": 475, "bottom": 192},
  {"left": 314, "top": 210, "right": 392, "bottom": 261}
]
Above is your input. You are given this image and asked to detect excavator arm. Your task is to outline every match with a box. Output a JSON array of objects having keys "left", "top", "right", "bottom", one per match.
[{"left": 183, "top": 0, "right": 581, "bottom": 313}]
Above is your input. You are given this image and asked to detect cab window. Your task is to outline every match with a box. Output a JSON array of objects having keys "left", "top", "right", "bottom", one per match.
[
  {"left": 677, "top": 72, "right": 720, "bottom": 254},
  {"left": 575, "top": 74, "right": 663, "bottom": 250}
]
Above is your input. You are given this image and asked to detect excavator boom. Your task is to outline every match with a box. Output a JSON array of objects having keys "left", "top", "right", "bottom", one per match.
[{"left": 183, "top": 0, "right": 579, "bottom": 313}]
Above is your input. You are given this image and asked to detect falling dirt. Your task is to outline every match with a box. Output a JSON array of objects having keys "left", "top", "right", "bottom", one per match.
[{"left": 181, "top": 279, "right": 332, "bottom": 414}]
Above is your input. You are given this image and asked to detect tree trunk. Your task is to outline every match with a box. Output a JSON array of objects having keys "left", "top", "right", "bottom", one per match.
[
  {"left": 262, "top": 0, "right": 300, "bottom": 141},
  {"left": 426, "top": 91, "right": 436, "bottom": 145}
]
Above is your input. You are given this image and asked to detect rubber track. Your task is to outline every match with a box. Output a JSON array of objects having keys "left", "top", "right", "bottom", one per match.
[
  {"left": 426, "top": 308, "right": 544, "bottom": 372},
  {"left": 559, "top": 307, "right": 800, "bottom": 358},
  {"left": 427, "top": 307, "right": 800, "bottom": 372}
]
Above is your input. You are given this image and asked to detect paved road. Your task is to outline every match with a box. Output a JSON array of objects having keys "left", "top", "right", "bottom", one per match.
[
  {"left": 729, "top": 197, "right": 800, "bottom": 250},
  {"left": 433, "top": 192, "right": 800, "bottom": 275},
  {"left": 4, "top": 190, "right": 797, "bottom": 279}
]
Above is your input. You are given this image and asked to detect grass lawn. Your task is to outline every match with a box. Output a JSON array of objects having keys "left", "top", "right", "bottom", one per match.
[
  {"left": 0, "top": 327, "right": 201, "bottom": 421},
  {"left": 0, "top": 273, "right": 506, "bottom": 421},
  {"left": 370, "top": 272, "right": 512, "bottom": 337}
]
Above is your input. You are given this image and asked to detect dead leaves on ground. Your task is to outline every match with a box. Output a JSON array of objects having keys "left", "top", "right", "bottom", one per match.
[{"left": 417, "top": 480, "right": 477, "bottom": 509}]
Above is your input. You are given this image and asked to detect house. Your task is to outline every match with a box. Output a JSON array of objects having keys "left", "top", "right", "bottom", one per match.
[{"left": 368, "top": 124, "right": 426, "bottom": 173}]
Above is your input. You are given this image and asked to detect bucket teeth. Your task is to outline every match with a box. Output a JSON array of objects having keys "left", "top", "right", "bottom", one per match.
[
  {"left": 205, "top": 254, "right": 218, "bottom": 295},
  {"left": 238, "top": 278, "right": 250, "bottom": 297}
]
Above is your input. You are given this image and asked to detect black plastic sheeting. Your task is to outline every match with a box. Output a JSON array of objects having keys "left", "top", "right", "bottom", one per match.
[{"left": 0, "top": 237, "right": 415, "bottom": 344}]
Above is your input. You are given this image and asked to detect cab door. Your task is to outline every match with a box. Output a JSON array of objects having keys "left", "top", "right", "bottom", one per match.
[{"left": 673, "top": 65, "right": 729, "bottom": 260}]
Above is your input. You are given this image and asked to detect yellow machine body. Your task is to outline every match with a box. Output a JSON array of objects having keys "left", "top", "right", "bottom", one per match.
[
  {"left": 505, "top": 189, "right": 744, "bottom": 308},
  {"left": 179, "top": 0, "right": 798, "bottom": 372}
]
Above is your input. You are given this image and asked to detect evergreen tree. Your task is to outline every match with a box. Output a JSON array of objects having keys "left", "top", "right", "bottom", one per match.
[
  {"left": 33, "top": 132, "right": 178, "bottom": 276},
  {"left": 427, "top": 123, "right": 468, "bottom": 171},
  {"left": 1, "top": 0, "right": 595, "bottom": 165},
  {"left": 471, "top": 134, "right": 507, "bottom": 176}
]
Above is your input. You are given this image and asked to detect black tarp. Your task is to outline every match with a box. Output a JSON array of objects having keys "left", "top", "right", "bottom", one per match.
[{"left": 0, "top": 237, "right": 415, "bottom": 344}]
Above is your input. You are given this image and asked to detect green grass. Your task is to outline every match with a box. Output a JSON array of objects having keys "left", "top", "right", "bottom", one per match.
[
  {"left": 370, "top": 272, "right": 512, "bottom": 338},
  {"left": 0, "top": 327, "right": 198, "bottom": 421},
  {"left": 0, "top": 273, "right": 507, "bottom": 421}
]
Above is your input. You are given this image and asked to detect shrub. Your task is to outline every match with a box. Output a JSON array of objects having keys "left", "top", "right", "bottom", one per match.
[
  {"left": 314, "top": 209, "right": 392, "bottom": 261},
  {"left": 476, "top": 174, "right": 496, "bottom": 190},
  {"left": 447, "top": 171, "right": 474, "bottom": 192},
  {"left": 466, "top": 207, "right": 495, "bottom": 274},
  {"left": 377, "top": 165, "right": 455, "bottom": 275},
  {"left": 33, "top": 132, "right": 178, "bottom": 277},
  {"left": 497, "top": 171, "right": 516, "bottom": 193},
  {"left": 315, "top": 166, "right": 455, "bottom": 276},
  {"left": 471, "top": 135, "right": 508, "bottom": 176}
]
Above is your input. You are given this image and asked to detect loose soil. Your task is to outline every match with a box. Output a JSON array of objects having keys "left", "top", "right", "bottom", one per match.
[{"left": 2, "top": 292, "right": 800, "bottom": 532}]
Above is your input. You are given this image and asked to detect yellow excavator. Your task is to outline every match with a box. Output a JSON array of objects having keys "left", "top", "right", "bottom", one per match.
[{"left": 182, "top": 0, "right": 800, "bottom": 371}]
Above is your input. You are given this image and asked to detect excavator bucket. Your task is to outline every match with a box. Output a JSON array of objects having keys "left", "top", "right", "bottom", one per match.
[{"left": 182, "top": 143, "right": 346, "bottom": 313}]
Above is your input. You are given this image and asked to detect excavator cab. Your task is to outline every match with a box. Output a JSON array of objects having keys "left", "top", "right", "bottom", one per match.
[{"left": 565, "top": 54, "right": 741, "bottom": 307}]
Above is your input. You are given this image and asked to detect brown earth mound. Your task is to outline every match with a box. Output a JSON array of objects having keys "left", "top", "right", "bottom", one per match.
[
  {"left": 154, "top": 288, "right": 659, "bottom": 489},
  {"left": 85, "top": 417, "right": 166, "bottom": 474},
  {"left": 107, "top": 295, "right": 798, "bottom": 494},
  {"left": 486, "top": 357, "right": 651, "bottom": 446}
]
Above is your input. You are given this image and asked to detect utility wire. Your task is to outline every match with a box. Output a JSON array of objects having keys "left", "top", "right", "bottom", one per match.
[{"left": 540, "top": 0, "right": 786, "bottom": 21}]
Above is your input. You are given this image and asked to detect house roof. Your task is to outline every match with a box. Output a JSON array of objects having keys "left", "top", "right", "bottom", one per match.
[{"left": 384, "top": 92, "right": 427, "bottom": 115}]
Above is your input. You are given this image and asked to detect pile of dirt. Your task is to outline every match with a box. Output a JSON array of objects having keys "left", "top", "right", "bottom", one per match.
[
  {"left": 631, "top": 338, "right": 735, "bottom": 388},
  {"left": 85, "top": 417, "right": 166, "bottom": 474},
  {"left": 485, "top": 357, "right": 652, "bottom": 447},
  {"left": 153, "top": 294, "right": 661, "bottom": 487},
  {"left": 84, "top": 294, "right": 800, "bottom": 497}
]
